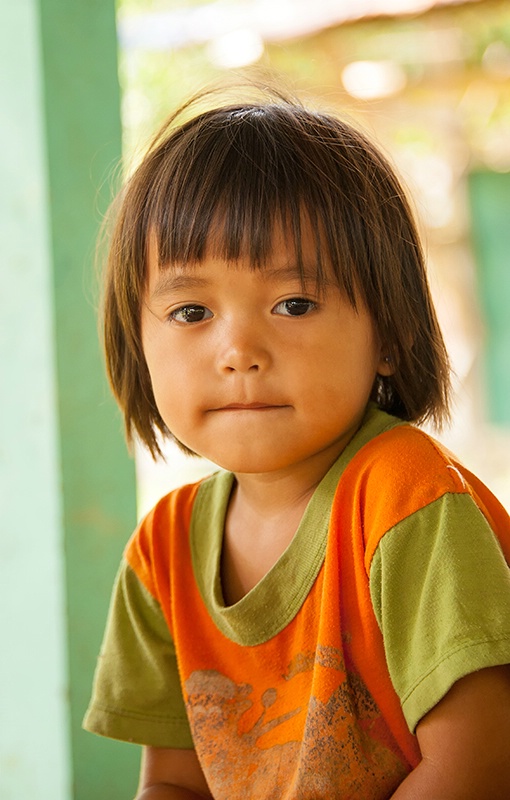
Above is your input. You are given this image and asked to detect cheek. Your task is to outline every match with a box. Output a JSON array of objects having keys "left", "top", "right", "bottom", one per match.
[
  {"left": 142, "top": 317, "right": 176, "bottom": 378},
  {"left": 142, "top": 332, "right": 175, "bottom": 402},
  {"left": 143, "top": 342, "right": 166, "bottom": 394},
  {"left": 144, "top": 342, "right": 199, "bottom": 423},
  {"left": 309, "top": 337, "right": 380, "bottom": 396}
]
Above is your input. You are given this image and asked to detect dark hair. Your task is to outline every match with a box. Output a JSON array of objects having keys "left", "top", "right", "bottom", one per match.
[{"left": 102, "top": 87, "right": 451, "bottom": 458}]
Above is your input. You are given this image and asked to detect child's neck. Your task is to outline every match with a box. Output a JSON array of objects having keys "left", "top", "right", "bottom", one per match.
[{"left": 220, "top": 453, "right": 338, "bottom": 606}]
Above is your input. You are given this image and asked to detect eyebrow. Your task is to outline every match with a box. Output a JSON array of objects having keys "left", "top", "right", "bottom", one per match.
[
  {"left": 149, "top": 263, "right": 325, "bottom": 302},
  {"left": 150, "top": 272, "right": 211, "bottom": 301}
]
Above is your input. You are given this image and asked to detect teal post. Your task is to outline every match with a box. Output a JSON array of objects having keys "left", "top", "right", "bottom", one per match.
[
  {"left": 1, "top": 3, "right": 70, "bottom": 797},
  {"left": 468, "top": 171, "right": 510, "bottom": 426},
  {"left": 1, "top": 1, "right": 140, "bottom": 798}
]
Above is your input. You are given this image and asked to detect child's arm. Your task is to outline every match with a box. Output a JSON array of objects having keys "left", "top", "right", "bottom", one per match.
[
  {"left": 391, "top": 665, "right": 510, "bottom": 798},
  {"left": 136, "top": 746, "right": 213, "bottom": 800}
]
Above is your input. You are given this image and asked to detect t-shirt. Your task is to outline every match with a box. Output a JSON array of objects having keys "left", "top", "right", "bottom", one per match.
[{"left": 84, "top": 406, "right": 510, "bottom": 798}]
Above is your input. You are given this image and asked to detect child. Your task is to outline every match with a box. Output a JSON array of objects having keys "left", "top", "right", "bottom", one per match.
[{"left": 84, "top": 87, "right": 510, "bottom": 799}]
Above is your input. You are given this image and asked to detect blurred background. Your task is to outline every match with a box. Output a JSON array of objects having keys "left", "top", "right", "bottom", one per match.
[{"left": 2, "top": 1, "right": 509, "bottom": 798}]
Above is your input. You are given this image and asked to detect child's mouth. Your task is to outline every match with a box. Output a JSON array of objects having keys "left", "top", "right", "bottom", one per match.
[{"left": 213, "top": 403, "right": 289, "bottom": 412}]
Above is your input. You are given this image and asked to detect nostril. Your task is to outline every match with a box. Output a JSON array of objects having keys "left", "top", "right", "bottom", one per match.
[
  {"left": 218, "top": 339, "right": 269, "bottom": 373},
  {"left": 225, "top": 363, "right": 259, "bottom": 373}
]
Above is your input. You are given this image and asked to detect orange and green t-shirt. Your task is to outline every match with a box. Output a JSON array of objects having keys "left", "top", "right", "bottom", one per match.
[{"left": 84, "top": 406, "right": 510, "bottom": 799}]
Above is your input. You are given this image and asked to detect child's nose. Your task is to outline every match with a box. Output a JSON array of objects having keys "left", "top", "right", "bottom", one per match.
[{"left": 217, "top": 321, "right": 271, "bottom": 374}]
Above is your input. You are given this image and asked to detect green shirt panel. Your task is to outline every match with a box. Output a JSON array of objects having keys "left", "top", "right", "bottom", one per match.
[
  {"left": 370, "top": 491, "right": 510, "bottom": 732},
  {"left": 83, "top": 561, "right": 194, "bottom": 748}
]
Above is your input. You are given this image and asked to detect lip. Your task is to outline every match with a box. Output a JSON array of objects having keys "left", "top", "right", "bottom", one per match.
[{"left": 211, "top": 403, "right": 289, "bottom": 411}]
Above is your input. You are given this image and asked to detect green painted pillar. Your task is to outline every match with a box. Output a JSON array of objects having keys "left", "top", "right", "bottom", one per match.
[
  {"left": 468, "top": 171, "right": 510, "bottom": 426},
  {"left": 1, "top": 1, "right": 139, "bottom": 798},
  {"left": 1, "top": 4, "right": 70, "bottom": 797}
]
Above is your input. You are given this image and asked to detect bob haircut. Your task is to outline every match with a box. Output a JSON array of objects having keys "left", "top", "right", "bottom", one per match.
[{"left": 103, "top": 87, "right": 451, "bottom": 459}]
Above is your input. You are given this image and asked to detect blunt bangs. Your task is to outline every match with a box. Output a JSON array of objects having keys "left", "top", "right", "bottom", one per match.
[
  {"left": 104, "top": 92, "right": 451, "bottom": 458},
  {"left": 136, "top": 104, "right": 366, "bottom": 301}
]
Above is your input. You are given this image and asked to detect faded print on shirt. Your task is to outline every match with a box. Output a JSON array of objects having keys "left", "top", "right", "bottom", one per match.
[{"left": 185, "top": 644, "right": 408, "bottom": 799}]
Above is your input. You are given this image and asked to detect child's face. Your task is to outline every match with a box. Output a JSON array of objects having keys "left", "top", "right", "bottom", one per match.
[{"left": 141, "top": 227, "right": 391, "bottom": 476}]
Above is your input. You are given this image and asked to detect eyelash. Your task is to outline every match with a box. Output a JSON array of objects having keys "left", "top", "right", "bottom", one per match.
[{"left": 168, "top": 297, "right": 317, "bottom": 324}]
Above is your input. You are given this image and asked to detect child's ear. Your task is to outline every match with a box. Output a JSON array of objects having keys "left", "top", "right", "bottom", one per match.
[{"left": 377, "top": 351, "right": 396, "bottom": 376}]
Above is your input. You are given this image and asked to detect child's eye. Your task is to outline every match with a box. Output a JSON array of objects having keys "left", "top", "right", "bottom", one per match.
[
  {"left": 272, "top": 298, "right": 317, "bottom": 317},
  {"left": 169, "top": 305, "right": 212, "bottom": 324}
]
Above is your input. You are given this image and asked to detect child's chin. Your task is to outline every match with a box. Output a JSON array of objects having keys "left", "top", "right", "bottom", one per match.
[{"left": 203, "top": 449, "right": 304, "bottom": 476}]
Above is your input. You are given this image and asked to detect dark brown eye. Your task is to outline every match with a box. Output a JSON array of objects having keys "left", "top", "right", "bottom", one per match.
[
  {"left": 170, "top": 305, "right": 212, "bottom": 324},
  {"left": 273, "top": 298, "right": 316, "bottom": 317}
]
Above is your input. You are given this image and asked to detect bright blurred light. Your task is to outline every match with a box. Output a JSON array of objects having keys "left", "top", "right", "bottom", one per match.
[
  {"left": 482, "top": 41, "right": 510, "bottom": 79},
  {"left": 399, "top": 147, "right": 455, "bottom": 229},
  {"left": 207, "top": 29, "right": 265, "bottom": 68},
  {"left": 376, "top": 0, "right": 434, "bottom": 12},
  {"left": 341, "top": 60, "right": 407, "bottom": 99}
]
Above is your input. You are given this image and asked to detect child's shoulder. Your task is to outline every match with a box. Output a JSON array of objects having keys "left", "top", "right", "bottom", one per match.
[
  {"left": 143, "top": 468, "right": 229, "bottom": 527},
  {"left": 352, "top": 412, "right": 469, "bottom": 495},
  {"left": 346, "top": 408, "right": 466, "bottom": 495},
  {"left": 341, "top": 409, "right": 495, "bottom": 536},
  {"left": 336, "top": 409, "right": 510, "bottom": 571},
  {"left": 342, "top": 408, "right": 510, "bottom": 551},
  {"left": 125, "top": 472, "right": 224, "bottom": 576}
]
